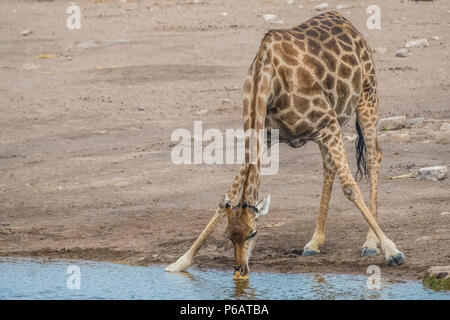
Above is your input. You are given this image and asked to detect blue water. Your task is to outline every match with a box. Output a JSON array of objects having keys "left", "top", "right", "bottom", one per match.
[{"left": 0, "top": 258, "right": 448, "bottom": 300}]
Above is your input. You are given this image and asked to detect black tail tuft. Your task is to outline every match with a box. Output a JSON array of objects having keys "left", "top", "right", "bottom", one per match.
[{"left": 355, "top": 119, "right": 368, "bottom": 181}]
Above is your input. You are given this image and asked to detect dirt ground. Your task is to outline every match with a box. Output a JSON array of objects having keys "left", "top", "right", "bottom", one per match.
[{"left": 0, "top": 0, "right": 449, "bottom": 282}]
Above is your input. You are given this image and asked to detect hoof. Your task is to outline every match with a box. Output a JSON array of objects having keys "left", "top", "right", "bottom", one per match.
[
  {"left": 302, "top": 249, "right": 320, "bottom": 257},
  {"left": 388, "top": 252, "right": 405, "bottom": 267},
  {"left": 361, "top": 247, "right": 380, "bottom": 257}
]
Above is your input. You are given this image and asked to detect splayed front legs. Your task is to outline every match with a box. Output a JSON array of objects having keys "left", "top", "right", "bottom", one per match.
[{"left": 165, "top": 207, "right": 226, "bottom": 272}]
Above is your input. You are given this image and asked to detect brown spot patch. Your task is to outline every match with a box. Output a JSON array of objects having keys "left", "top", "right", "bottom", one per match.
[
  {"left": 324, "top": 39, "right": 340, "bottom": 55},
  {"left": 275, "top": 93, "right": 290, "bottom": 110},
  {"left": 296, "top": 66, "right": 322, "bottom": 96},
  {"left": 278, "top": 66, "right": 294, "bottom": 92},
  {"left": 282, "top": 42, "right": 299, "bottom": 57},
  {"left": 324, "top": 74, "right": 335, "bottom": 90},
  {"left": 338, "top": 63, "right": 352, "bottom": 79},
  {"left": 337, "top": 34, "right": 352, "bottom": 45},
  {"left": 313, "top": 97, "right": 329, "bottom": 110},
  {"left": 321, "top": 20, "right": 333, "bottom": 27},
  {"left": 293, "top": 39, "right": 305, "bottom": 51},
  {"left": 293, "top": 95, "right": 310, "bottom": 114},
  {"left": 243, "top": 79, "right": 252, "bottom": 94},
  {"left": 273, "top": 78, "right": 282, "bottom": 96},
  {"left": 303, "top": 55, "right": 325, "bottom": 79},
  {"left": 280, "top": 110, "right": 299, "bottom": 127},
  {"left": 361, "top": 49, "right": 370, "bottom": 61},
  {"left": 260, "top": 75, "right": 270, "bottom": 94},
  {"left": 308, "top": 110, "right": 325, "bottom": 123},
  {"left": 257, "top": 97, "right": 266, "bottom": 115},
  {"left": 331, "top": 26, "right": 343, "bottom": 35},
  {"left": 326, "top": 92, "right": 336, "bottom": 107},
  {"left": 338, "top": 41, "right": 353, "bottom": 52},
  {"left": 306, "top": 29, "right": 319, "bottom": 38},
  {"left": 316, "top": 114, "right": 331, "bottom": 129},
  {"left": 274, "top": 43, "right": 299, "bottom": 66},
  {"left": 273, "top": 56, "right": 280, "bottom": 66},
  {"left": 335, "top": 80, "right": 350, "bottom": 114},
  {"left": 342, "top": 54, "right": 357, "bottom": 67},
  {"left": 243, "top": 98, "right": 249, "bottom": 114},
  {"left": 307, "top": 38, "right": 321, "bottom": 55},
  {"left": 320, "top": 50, "right": 337, "bottom": 72},
  {"left": 295, "top": 121, "right": 314, "bottom": 136},
  {"left": 351, "top": 67, "right": 362, "bottom": 92}
]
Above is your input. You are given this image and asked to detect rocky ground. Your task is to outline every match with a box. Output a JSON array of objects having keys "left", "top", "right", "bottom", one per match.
[{"left": 0, "top": 0, "right": 449, "bottom": 281}]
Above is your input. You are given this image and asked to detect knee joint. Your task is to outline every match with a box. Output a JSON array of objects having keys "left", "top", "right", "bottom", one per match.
[{"left": 343, "top": 185, "right": 357, "bottom": 202}]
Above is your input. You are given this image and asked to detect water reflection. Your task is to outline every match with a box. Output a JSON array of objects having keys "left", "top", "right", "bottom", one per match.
[{"left": 232, "top": 279, "right": 257, "bottom": 300}]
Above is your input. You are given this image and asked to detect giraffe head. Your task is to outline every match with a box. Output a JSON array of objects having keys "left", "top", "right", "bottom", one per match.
[{"left": 222, "top": 195, "right": 270, "bottom": 280}]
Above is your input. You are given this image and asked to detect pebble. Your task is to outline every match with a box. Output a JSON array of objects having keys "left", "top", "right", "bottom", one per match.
[
  {"left": 21, "top": 30, "right": 32, "bottom": 36},
  {"left": 439, "top": 123, "right": 450, "bottom": 131},
  {"left": 395, "top": 48, "right": 409, "bottom": 57},
  {"left": 336, "top": 4, "right": 350, "bottom": 10},
  {"left": 314, "top": 3, "right": 329, "bottom": 11},
  {"left": 406, "top": 117, "right": 424, "bottom": 128},
  {"left": 441, "top": 212, "right": 450, "bottom": 216},
  {"left": 378, "top": 116, "right": 406, "bottom": 131},
  {"left": 416, "top": 165, "right": 448, "bottom": 182},
  {"left": 22, "top": 63, "right": 41, "bottom": 70},
  {"left": 405, "top": 39, "right": 429, "bottom": 48}
]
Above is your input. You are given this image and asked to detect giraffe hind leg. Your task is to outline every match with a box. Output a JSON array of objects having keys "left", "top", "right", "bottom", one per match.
[
  {"left": 356, "top": 100, "right": 382, "bottom": 257},
  {"left": 318, "top": 122, "right": 404, "bottom": 266}
]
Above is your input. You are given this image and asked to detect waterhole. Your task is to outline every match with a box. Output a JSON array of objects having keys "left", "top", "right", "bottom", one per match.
[{"left": 0, "top": 258, "right": 448, "bottom": 300}]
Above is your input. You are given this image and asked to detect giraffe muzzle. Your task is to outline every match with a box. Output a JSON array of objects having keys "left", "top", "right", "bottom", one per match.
[{"left": 233, "top": 264, "right": 249, "bottom": 280}]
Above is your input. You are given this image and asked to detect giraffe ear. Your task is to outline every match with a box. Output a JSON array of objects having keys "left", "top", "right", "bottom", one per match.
[
  {"left": 220, "top": 195, "right": 233, "bottom": 213},
  {"left": 255, "top": 194, "right": 270, "bottom": 219}
]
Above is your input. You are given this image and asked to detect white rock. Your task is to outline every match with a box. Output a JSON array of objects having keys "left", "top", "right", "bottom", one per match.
[
  {"left": 405, "top": 39, "right": 429, "bottom": 48},
  {"left": 344, "top": 134, "right": 357, "bottom": 142},
  {"left": 298, "top": 4, "right": 304, "bottom": 8},
  {"left": 222, "top": 98, "right": 232, "bottom": 104},
  {"left": 406, "top": 117, "right": 424, "bottom": 128},
  {"left": 221, "top": 12, "right": 228, "bottom": 16},
  {"left": 373, "top": 47, "right": 388, "bottom": 54},
  {"left": 439, "top": 123, "right": 450, "bottom": 131},
  {"left": 21, "top": 29, "right": 32, "bottom": 36},
  {"left": 263, "top": 14, "right": 277, "bottom": 22},
  {"left": 431, "top": 36, "right": 440, "bottom": 41},
  {"left": 441, "top": 212, "right": 450, "bottom": 216},
  {"left": 395, "top": 48, "right": 409, "bottom": 57},
  {"left": 336, "top": 4, "right": 349, "bottom": 10},
  {"left": 287, "top": 0, "right": 295, "bottom": 4},
  {"left": 416, "top": 166, "right": 448, "bottom": 181},
  {"left": 378, "top": 116, "right": 406, "bottom": 131},
  {"left": 22, "top": 63, "right": 41, "bottom": 70},
  {"left": 314, "top": 3, "right": 329, "bottom": 11}
]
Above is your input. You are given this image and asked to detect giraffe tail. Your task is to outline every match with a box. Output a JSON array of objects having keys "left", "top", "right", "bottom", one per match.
[{"left": 355, "top": 118, "right": 368, "bottom": 180}]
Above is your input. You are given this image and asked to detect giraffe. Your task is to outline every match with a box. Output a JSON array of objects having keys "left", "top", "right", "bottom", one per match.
[{"left": 166, "top": 11, "right": 404, "bottom": 279}]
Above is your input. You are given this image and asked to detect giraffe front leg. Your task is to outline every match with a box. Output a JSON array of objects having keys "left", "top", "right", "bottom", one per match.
[
  {"left": 303, "top": 144, "right": 336, "bottom": 257},
  {"left": 165, "top": 207, "right": 226, "bottom": 272},
  {"left": 319, "top": 132, "right": 404, "bottom": 266}
]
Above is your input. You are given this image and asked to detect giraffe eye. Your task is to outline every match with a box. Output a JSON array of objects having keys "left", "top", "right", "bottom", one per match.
[
  {"left": 224, "top": 231, "right": 229, "bottom": 239},
  {"left": 248, "top": 230, "right": 257, "bottom": 239}
]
